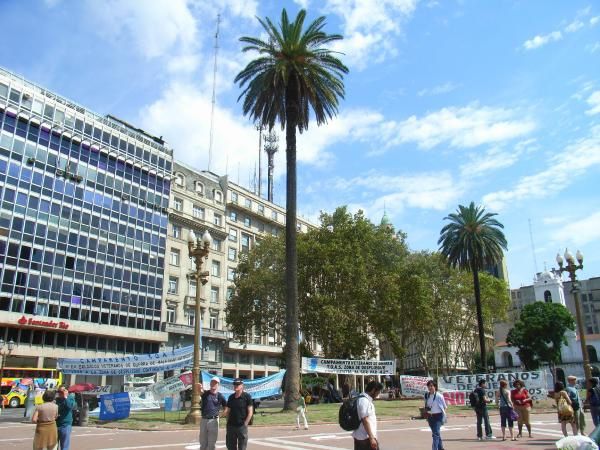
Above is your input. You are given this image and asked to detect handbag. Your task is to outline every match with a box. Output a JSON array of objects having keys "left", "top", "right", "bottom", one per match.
[{"left": 500, "top": 389, "right": 519, "bottom": 421}]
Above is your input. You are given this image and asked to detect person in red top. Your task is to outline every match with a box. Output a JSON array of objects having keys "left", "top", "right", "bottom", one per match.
[{"left": 511, "top": 380, "right": 533, "bottom": 438}]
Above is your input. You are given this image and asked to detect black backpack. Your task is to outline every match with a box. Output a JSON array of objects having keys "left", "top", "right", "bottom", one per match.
[
  {"left": 338, "top": 394, "right": 364, "bottom": 431},
  {"left": 469, "top": 390, "right": 479, "bottom": 408}
]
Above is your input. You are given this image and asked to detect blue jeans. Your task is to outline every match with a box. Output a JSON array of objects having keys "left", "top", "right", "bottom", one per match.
[
  {"left": 427, "top": 413, "right": 444, "bottom": 450},
  {"left": 58, "top": 424, "right": 72, "bottom": 450},
  {"left": 591, "top": 406, "right": 600, "bottom": 427},
  {"left": 475, "top": 407, "right": 493, "bottom": 438}
]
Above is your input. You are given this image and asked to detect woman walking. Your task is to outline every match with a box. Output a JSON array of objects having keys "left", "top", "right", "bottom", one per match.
[
  {"left": 511, "top": 380, "right": 533, "bottom": 438},
  {"left": 496, "top": 379, "right": 516, "bottom": 441},
  {"left": 295, "top": 394, "right": 308, "bottom": 430},
  {"left": 32, "top": 389, "right": 58, "bottom": 450},
  {"left": 554, "top": 382, "right": 577, "bottom": 437},
  {"left": 424, "top": 380, "right": 447, "bottom": 450}
]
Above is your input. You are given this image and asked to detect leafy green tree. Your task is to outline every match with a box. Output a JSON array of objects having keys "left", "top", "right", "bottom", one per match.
[
  {"left": 438, "top": 201, "right": 507, "bottom": 372},
  {"left": 235, "top": 9, "right": 348, "bottom": 409},
  {"left": 506, "top": 302, "right": 576, "bottom": 372}
]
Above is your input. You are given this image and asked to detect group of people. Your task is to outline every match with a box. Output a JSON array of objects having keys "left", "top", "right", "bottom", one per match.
[{"left": 31, "top": 385, "right": 76, "bottom": 450}]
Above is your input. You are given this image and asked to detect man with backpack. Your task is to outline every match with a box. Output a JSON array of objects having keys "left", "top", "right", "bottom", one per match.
[
  {"left": 586, "top": 377, "right": 600, "bottom": 427},
  {"left": 470, "top": 379, "right": 495, "bottom": 441},
  {"left": 352, "top": 381, "right": 383, "bottom": 450},
  {"left": 566, "top": 375, "right": 584, "bottom": 435}
]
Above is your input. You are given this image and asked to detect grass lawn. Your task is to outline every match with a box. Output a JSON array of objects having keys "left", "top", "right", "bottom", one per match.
[{"left": 92, "top": 398, "right": 558, "bottom": 430}]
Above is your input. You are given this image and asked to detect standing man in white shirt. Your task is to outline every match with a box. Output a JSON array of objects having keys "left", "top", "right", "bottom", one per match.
[{"left": 352, "top": 381, "right": 383, "bottom": 450}]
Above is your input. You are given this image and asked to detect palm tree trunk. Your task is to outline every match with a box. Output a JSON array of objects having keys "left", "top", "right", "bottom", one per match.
[
  {"left": 283, "top": 81, "right": 300, "bottom": 411},
  {"left": 472, "top": 267, "right": 487, "bottom": 372}
]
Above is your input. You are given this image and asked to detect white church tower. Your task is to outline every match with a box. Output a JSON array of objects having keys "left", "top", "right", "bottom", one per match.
[{"left": 533, "top": 269, "right": 566, "bottom": 306}]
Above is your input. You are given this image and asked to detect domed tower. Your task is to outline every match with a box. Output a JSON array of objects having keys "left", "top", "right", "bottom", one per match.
[
  {"left": 533, "top": 269, "right": 566, "bottom": 306},
  {"left": 380, "top": 207, "right": 393, "bottom": 232}
]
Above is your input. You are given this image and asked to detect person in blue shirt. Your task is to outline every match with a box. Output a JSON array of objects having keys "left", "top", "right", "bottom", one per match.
[{"left": 56, "top": 385, "right": 76, "bottom": 450}]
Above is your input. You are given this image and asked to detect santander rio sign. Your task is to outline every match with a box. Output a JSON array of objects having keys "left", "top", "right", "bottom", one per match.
[{"left": 17, "top": 315, "right": 69, "bottom": 330}]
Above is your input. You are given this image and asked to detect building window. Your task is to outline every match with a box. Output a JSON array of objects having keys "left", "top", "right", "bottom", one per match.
[
  {"left": 244, "top": 216, "right": 251, "bottom": 227},
  {"left": 245, "top": 198, "right": 252, "bottom": 208},
  {"left": 226, "top": 287, "right": 234, "bottom": 301},
  {"left": 168, "top": 276, "right": 178, "bottom": 294},
  {"left": 258, "top": 222, "right": 265, "bottom": 233},
  {"left": 230, "top": 211, "right": 237, "bottom": 222},
  {"left": 187, "top": 310, "right": 195, "bottom": 327},
  {"left": 227, "top": 267, "right": 236, "bottom": 281},
  {"left": 166, "top": 307, "right": 175, "bottom": 323},
  {"left": 271, "top": 210, "right": 277, "bottom": 221},
  {"left": 231, "top": 192, "right": 238, "bottom": 203},
  {"left": 211, "top": 286, "right": 219, "bottom": 303},
  {"left": 214, "top": 214, "right": 222, "bottom": 226},
  {"left": 170, "top": 249, "right": 180, "bottom": 266},
  {"left": 214, "top": 191, "right": 223, "bottom": 203},
  {"left": 195, "top": 181, "right": 204, "bottom": 195},
  {"left": 189, "top": 279, "right": 197, "bottom": 297},
  {"left": 258, "top": 204, "right": 264, "bottom": 215},
  {"left": 544, "top": 290, "right": 552, "bottom": 303},
  {"left": 193, "top": 205, "right": 205, "bottom": 220},
  {"left": 175, "top": 174, "right": 184, "bottom": 186},
  {"left": 241, "top": 233, "right": 251, "bottom": 252},
  {"left": 174, "top": 198, "right": 183, "bottom": 211},
  {"left": 228, "top": 247, "right": 237, "bottom": 261},
  {"left": 172, "top": 225, "right": 181, "bottom": 239},
  {"left": 189, "top": 256, "right": 197, "bottom": 271},
  {"left": 212, "top": 238, "right": 222, "bottom": 252},
  {"left": 210, "top": 313, "right": 219, "bottom": 329},
  {"left": 228, "top": 229, "right": 238, "bottom": 242},
  {"left": 211, "top": 260, "right": 221, "bottom": 277}
]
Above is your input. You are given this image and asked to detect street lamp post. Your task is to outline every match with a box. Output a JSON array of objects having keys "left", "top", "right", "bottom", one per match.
[
  {"left": 0, "top": 338, "right": 15, "bottom": 414},
  {"left": 556, "top": 249, "right": 590, "bottom": 381},
  {"left": 185, "top": 229, "right": 212, "bottom": 425}
]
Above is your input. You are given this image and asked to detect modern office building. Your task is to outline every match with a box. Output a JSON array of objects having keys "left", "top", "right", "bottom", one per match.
[
  {"left": 164, "top": 161, "right": 312, "bottom": 379},
  {"left": 0, "top": 67, "right": 173, "bottom": 385}
]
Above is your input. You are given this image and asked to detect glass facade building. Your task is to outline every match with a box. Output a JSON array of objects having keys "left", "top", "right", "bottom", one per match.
[{"left": 0, "top": 67, "right": 173, "bottom": 367}]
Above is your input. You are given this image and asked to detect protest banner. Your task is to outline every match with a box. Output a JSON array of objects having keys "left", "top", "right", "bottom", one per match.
[
  {"left": 152, "top": 376, "right": 185, "bottom": 397},
  {"left": 399, "top": 375, "right": 431, "bottom": 398},
  {"left": 99, "top": 392, "right": 130, "bottom": 421},
  {"left": 302, "top": 357, "right": 395, "bottom": 375},
  {"left": 442, "top": 390, "right": 466, "bottom": 406},
  {"left": 439, "top": 371, "right": 547, "bottom": 400},
  {"left": 58, "top": 346, "right": 193, "bottom": 375},
  {"left": 80, "top": 385, "right": 112, "bottom": 396},
  {"left": 201, "top": 371, "right": 285, "bottom": 399}
]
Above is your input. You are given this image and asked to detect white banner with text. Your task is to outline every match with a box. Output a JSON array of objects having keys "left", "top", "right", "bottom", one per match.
[{"left": 302, "top": 357, "right": 396, "bottom": 375}]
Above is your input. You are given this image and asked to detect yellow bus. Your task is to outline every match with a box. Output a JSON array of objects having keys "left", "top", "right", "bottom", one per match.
[{"left": 1, "top": 367, "right": 63, "bottom": 408}]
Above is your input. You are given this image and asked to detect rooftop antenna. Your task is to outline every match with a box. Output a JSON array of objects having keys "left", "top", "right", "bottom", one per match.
[
  {"left": 256, "top": 123, "right": 263, "bottom": 197},
  {"left": 263, "top": 130, "right": 279, "bottom": 202},
  {"left": 207, "top": 14, "right": 221, "bottom": 172},
  {"left": 528, "top": 218, "right": 539, "bottom": 274}
]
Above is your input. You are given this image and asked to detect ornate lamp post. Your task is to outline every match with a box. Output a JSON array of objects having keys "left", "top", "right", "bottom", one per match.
[
  {"left": 556, "top": 249, "right": 590, "bottom": 380},
  {"left": 0, "top": 338, "right": 15, "bottom": 414},
  {"left": 185, "top": 229, "right": 212, "bottom": 425}
]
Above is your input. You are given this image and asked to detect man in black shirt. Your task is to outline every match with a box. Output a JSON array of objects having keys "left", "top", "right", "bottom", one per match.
[
  {"left": 473, "top": 379, "right": 494, "bottom": 440},
  {"left": 200, "top": 376, "right": 227, "bottom": 450},
  {"left": 224, "top": 378, "right": 253, "bottom": 450}
]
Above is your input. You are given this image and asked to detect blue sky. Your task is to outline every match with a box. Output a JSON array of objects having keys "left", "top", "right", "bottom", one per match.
[{"left": 1, "top": 0, "right": 599, "bottom": 288}]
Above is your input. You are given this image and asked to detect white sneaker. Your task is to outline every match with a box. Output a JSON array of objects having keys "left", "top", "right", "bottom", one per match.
[{"left": 485, "top": 436, "right": 496, "bottom": 440}]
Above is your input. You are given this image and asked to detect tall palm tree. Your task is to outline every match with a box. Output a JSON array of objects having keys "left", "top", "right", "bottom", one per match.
[
  {"left": 235, "top": 9, "right": 348, "bottom": 409},
  {"left": 438, "top": 202, "right": 507, "bottom": 372}
]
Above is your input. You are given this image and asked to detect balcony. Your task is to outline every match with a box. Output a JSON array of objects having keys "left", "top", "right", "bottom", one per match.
[
  {"left": 162, "top": 322, "right": 230, "bottom": 340},
  {"left": 185, "top": 295, "right": 205, "bottom": 307}
]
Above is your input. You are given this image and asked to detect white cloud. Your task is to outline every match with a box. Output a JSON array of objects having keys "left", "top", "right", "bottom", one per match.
[
  {"left": 551, "top": 211, "right": 600, "bottom": 247},
  {"left": 591, "top": 16, "right": 600, "bottom": 26},
  {"left": 586, "top": 91, "right": 600, "bottom": 115},
  {"left": 417, "top": 82, "right": 459, "bottom": 97},
  {"left": 323, "top": 0, "right": 418, "bottom": 69},
  {"left": 330, "top": 171, "right": 464, "bottom": 215},
  {"left": 483, "top": 126, "right": 600, "bottom": 210},
  {"left": 459, "top": 139, "right": 538, "bottom": 177},
  {"left": 565, "top": 20, "right": 584, "bottom": 33},
  {"left": 384, "top": 104, "right": 536, "bottom": 150},
  {"left": 523, "top": 31, "right": 562, "bottom": 50},
  {"left": 587, "top": 42, "right": 600, "bottom": 53}
]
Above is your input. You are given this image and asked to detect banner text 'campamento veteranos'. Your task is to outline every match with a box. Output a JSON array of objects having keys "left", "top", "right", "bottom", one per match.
[{"left": 302, "top": 357, "right": 395, "bottom": 375}]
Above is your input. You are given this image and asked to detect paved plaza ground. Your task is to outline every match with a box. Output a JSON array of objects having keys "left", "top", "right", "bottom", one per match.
[{"left": 0, "top": 407, "right": 572, "bottom": 450}]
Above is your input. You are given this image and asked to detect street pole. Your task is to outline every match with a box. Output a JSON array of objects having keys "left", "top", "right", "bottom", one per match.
[
  {"left": 556, "top": 249, "right": 591, "bottom": 381},
  {"left": 0, "top": 339, "right": 15, "bottom": 415},
  {"left": 185, "top": 230, "right": 212, "bottom": 425}
]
